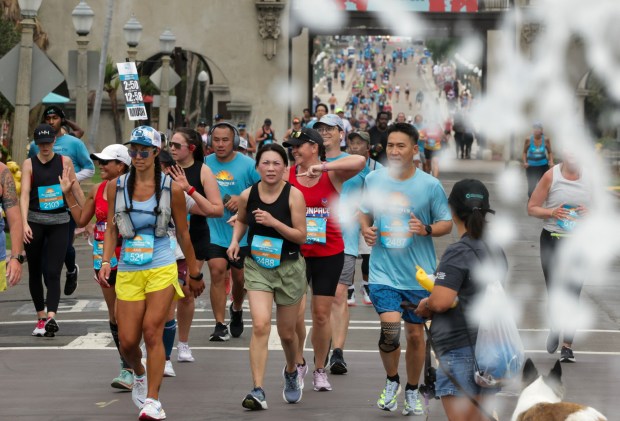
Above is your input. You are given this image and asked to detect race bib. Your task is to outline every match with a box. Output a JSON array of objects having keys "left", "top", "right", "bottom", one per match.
[
  {"left": 556, "top": 204, "right": 579, "bottom": 232},
  {"left": 93, "top": 240, "right": 118, "bottom": 270},
  {"left": 251, "top": 235, "right": 283, "bottom": 268},
  {"left": 305, "top": 217, "right": 327, "bottom": 244},
  {"left": 94, "top": 221, "right": 107, "bottom": 241},
  {"left": 380, "top": 214, "right": 413, "bottom": 249},
  {"left": 38, "top": 184, "right": 64, "bottom": 211},
  {"left": 122, "top": 234, "right": 154, "bottom": 265}
]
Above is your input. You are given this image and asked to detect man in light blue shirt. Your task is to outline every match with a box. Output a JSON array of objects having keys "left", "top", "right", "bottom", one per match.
[
  {"left": 205, "top": 122, "right": 260, "bottom": 342},
  {"left": 360, "top": 123, "right": 452, "bottom": 415},
  {"left": 28, "top": 105, "right": 95, "bottom": 296}
]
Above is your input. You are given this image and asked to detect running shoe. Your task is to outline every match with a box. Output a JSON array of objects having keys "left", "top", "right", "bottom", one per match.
[
  {"left": 362, "top": 284, "right": 372, "bottom": 305},
  {"left": 229, "top": 303, "right": 244, "bottom": 338},
  {"left": 176, "top": 342, "right": 195, "bottom": 362},
  {"left": 296, "top": 360, "right": 308, "bottom": 389},
  {"left": 560, "top": 346, "right": 576, "bottom": 363},
  {"left": 329, "top": 348, "right": 348, "bottom": 375},
  {"left": 64, "top": 264, "right": 79, "bottom": 296},
  {"left": 312, "top": 369, "right": 332, "bottom": 391},
  {"left": 282, "top": 366, "right": 302, "bottom": 403},
  {"left": 32, "top": 319, "right": 46, "bottom": 337},
  {"left": 377, "top": 379, "right": 401, "bottom": 411},
  {"left": 347, "top": 287, "right": 356, "bottom": 306},
  {"left": 163, "top": 360, "right": 176, "bottom": 377},
  {"left": 44, "top": 317, "right": 59, "bottom": 337},
  {"left": 242, "top": 387, "right": 268, "bottom": 410},
  {"left": 402, "top": 388, "right": 424, "bottom": 416},
  {"left": 111, "top": 363, "right": 133, "bottom": 390},
  {"left": 132, "top": 374, "right": 148, "bottom": 409},
  {"left": 139, "top": 398, "right": 166, "bottom": 420},
  {"left": 209, "top": 322, "right": 230, "bottom": 342},
  {"left": 546, "top": 329, "right": 560, "bottom": 354}
]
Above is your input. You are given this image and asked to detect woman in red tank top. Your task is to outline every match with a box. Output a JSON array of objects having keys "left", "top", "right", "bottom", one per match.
[
  {"left": 60, "top": 144, "right": 133, "bottom": 390},
  {"left": 283, "top": 127, "right": 364, "bottom": 391}
]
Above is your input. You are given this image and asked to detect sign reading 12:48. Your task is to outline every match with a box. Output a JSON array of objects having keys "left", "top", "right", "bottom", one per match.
[{"left": 117, "top": 62, "right": 148, "bottom": 121}]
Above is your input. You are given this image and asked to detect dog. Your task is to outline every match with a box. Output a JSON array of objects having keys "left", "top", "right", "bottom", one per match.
[{"left": 511, "top": 358, "right": 607, "bottom": 421}]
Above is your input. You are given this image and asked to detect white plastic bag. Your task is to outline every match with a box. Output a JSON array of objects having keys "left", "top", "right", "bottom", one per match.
[{"left": 474, "top": 281, "right": 524, "bottom": 388}]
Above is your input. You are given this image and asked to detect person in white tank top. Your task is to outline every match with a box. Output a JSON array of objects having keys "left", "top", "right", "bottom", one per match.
[{"left": 527, "top": 154, "right": 591, "bottom": 363}]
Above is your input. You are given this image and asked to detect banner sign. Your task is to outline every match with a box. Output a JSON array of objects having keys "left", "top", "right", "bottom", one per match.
[
  {"left": 117, "top": 62, "right": 148, "bottom": 121},
  {"left": 336, "top": 0, "right": 478, "bottom": 12}
]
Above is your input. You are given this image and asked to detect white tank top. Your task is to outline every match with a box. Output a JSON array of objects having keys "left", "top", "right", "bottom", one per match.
[{"left": 543, "top": 164, "right": 590, "bottom": 233}]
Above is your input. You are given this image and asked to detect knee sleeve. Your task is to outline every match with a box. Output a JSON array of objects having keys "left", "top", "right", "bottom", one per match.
[{"left": 378, "top": 321, "right": 401, "bottom": 353}]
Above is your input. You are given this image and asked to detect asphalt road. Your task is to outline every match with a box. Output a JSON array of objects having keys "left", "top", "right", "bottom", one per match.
[{"left": 1, "top": 160, "right": 618, "bottom": 420}]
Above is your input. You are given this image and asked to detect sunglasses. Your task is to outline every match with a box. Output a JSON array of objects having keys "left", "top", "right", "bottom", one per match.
[
  {"left": 169, "top": 141, "right": 189, "bottom": 150},
  {"left": 98, "top": 159, "right": 114, "bottom": 165},
  {"left": 128, "top": 149, "right": 154, "bottom": 158},
  {"left": 290, "top": 131, "right": 315, "bottom": 143},
  {"left": 292, "top": 120, "right": 301, "bottom": 125}
]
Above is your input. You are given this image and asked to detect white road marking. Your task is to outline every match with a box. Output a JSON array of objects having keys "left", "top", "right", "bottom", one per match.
[
  {"left": 96, "top": 400, "right": 119, "bottom": 408},
  {"left": 267, "top": 327, "right": 283, "bottom": 350},
  {"left": 65, "top": 332, "right": 113, "bottom": 349}
]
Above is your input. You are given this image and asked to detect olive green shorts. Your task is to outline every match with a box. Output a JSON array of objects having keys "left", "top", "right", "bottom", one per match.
[{"left": 244, "top": 255, "right": 307, "bottom": 306}]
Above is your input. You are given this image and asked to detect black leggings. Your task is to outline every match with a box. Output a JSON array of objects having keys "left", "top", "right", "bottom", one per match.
[
  {"left": 361, "top": 254, "right": 370, "bottom": 277},
  {"left": 526, "top": 165, "right": 549, "bottom": 198},
  {"left": 539, "top": 229, "right": 583, "bottom": 345},
  {"left": 25, "top": 222, "right": 70, "bottom": 313}
]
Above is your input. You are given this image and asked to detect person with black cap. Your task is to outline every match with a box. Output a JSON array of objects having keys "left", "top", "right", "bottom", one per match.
[
  {"left": 415, "top": 179, "right": 507, "bottom": 421},
  {"left": 284, "top": 127, "right": 365, "bottom": 393},
  {"left": 28, "top": 104, "right": 95, "bottom": 297},
  {"left": 522, "top": 122, "right": 554, "bottom": 198},
  {"left": 196, "top": 119, "right": 209, "bottom": 145},
  {"left": 20, "top": 124, "right": 84, "bottom": 339},
  {"left": 255, "top": 118, "right": 276, "bottom": 150}
]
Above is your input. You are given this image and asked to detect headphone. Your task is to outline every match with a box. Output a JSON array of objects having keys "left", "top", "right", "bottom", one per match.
[{"left": 207, "top": 121, "right": 240, "bottom": 149}]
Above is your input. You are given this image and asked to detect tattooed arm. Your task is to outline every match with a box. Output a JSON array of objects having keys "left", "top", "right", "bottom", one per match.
[{"left": 0, "top": 164, "right": 23, "bottom": 286}]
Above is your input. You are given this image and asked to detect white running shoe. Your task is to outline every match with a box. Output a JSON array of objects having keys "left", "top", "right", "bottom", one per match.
[
  {"left": 362, "top": 284, "right": 372, "bottom": 305},
  {"left": 132, "top": 374, "right": 148, "bottom": 409},
  {"left": 32, "top": 319, "right": 46, "bottom": 337},
  {"left": 347, "top": 287, "right": 356, "bottom": 306},
  {"left": 139, "top": 398, "right": 166, "bottom": 420},
  {"left": 176, "top": 342, "right": 195, "bottom": 362},
  {"left": 163, "top": 360, "right": 176, "bottom": 377}
]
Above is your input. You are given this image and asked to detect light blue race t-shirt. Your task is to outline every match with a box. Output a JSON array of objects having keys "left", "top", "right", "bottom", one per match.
[
  {"left": 327, "top": 153, "right": 383, "bottom": 256},
  {"left": 29, "top": 134, "right": 94, "bottom": 177},
  {"left": 205, "top": 152, "right": 260, "bottom": 247},
  {"left": 360, "top": 167, "right": 451, "bottom": 290}
]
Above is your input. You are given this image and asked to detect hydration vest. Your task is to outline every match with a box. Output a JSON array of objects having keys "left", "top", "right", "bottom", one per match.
[{"left": 113, "top": 173, "right": 172, "bottom": 239}]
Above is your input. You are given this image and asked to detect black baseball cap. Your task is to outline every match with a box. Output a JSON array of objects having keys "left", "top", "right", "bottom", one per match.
[
  {"left": 33, "top": 124, "right": 56, "bottom": 144},
  {"left": 448, "top": 179, "right": 494, "bottom": 214},
  {"left": 283, "top": 127, "right": 323, "bottom": 147},
  {"left": 43, "top": 105, "right": 65, "bottom": 119},
  {"left": 264, "top": 118, "right": 272, "bottom": 126},
  {"left": 214, "top": 113, "right": 224, "bottom": 121},
  {"left": 197, "top": 119, "right": 207, "bottom": 127}
]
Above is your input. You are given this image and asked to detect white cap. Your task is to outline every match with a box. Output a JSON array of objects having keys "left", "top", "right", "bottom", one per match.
[{"left": 91, "top": 144, "right": 131, "bottom": 166}]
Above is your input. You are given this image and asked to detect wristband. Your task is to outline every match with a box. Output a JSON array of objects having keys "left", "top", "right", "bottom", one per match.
[
  {"left": 101, "top": 261, "right": 111, "bottom": 267},
  {"left": 321, "top": 162, "right": 328, "bottom": 172},
  {"left": 70, "top": 203, "right": 79, "bottom": 209},
  {"left": 189, "top": 272, "right": 203, "bottom": 281},
  {"left": 187, "top": 186, "right": 196, "bottom": 196}
]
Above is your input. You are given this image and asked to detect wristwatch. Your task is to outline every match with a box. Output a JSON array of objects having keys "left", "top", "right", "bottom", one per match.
[
  {"left": 189, "top": 272, "right": 204, "bottom": 281},
  {"left": 424, "top": 224, "right": 433, "bottom": 236},
  {"left": 10, "top": 254, "right": 25, "bottom": 264}
]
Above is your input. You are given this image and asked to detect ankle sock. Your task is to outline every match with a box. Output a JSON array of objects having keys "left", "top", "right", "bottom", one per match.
[
  {"left": 387, "top": 373, "right": 400, "bottom": 383},
  {"left": 406, "top": 383, "right": 418, "bottom": 391}
]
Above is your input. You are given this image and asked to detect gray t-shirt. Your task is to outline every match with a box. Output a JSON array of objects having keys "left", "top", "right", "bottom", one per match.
[{"left": 429, "top": 235, "right": 507, "bottom": 357}]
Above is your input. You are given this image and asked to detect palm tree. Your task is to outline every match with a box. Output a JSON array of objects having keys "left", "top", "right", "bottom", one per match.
[{"left": 103, "top": 57, "right": 122, "bottom": 143}]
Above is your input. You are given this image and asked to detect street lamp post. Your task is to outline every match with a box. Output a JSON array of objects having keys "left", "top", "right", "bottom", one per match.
[
  {"left": 12, "top": 0, "right": 42, "bottom": 165},
  {"left": 123, "top": 15, "right": 142, "bottom": 140},
  {"left": 158, "top": 29, "right": 175, "bottom": 133},
  {"left": 72, "top": 0, "right": 94, "bottom": 139},
  {"left": 197, "top": 70, "right": 209, "bottom": 120}
]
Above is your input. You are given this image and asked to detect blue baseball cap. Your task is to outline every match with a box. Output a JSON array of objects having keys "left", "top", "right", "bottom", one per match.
[
  {"left": 125, "top": 126, "right": 162, "bottom": 148},
  {"left": 316, "top": 114, "right": 344, "bottom": 131}
]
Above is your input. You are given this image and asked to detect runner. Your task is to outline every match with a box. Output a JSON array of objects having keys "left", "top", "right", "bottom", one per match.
[
  {"left": 522, "top": 122, "right": 554, "bottom": 198},
  {"left": 60, "top": 144, "right": 132, "bottom": 388},
  {"left": 420, "top": 121, "right": 446, "bottom": 178},
  {"left": 169, "top": 128, "right": 224, "bottom": 360},
  {"left": 227, "top": 143, "right": 308, "bottom": 410},
  {"left": 20, "top": 124, "right": 84, "bottom": 338},
  {"left": 98, "top": 126, "right": 204, "bottom": 420},
  {"left": 0, "top": 160, "right": 24, "bottom": 293},
  {"left": 360, "top": 122, "right": 452, "bottom": 415},
  {"left": 284, "top": 126, "right": 365, "bottom": 392},
  {"left": 206, "top": 122, "right": 261, "bottom": 341},
  {"left": 255, "top": 118, "right": 276, "bottom": 150},
  {"left": 28, "top": 105, "right": 95, "bottom": 296}
]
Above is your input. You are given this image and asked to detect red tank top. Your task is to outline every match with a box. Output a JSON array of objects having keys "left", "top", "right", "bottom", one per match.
[
  {"left": 94, "top": 181, "right": 121, "bottom": 262},
  {"left": 289, "top": 165, "right": 344, "bottom": 257}
]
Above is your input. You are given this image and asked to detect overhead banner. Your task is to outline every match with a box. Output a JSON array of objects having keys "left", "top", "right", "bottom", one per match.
[{"left": 336, "top": 0, "right": 478, "bottom": 12}]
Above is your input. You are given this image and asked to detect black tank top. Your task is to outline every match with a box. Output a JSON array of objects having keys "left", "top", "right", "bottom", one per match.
[
  {"left": 183, "top": 160, "right": 207, "bottom": 231},
  {"left": 30, "top": 153, "right": 66, "bottom": 214},
  {"left": 247, "top": 181, "right": 299, "bottom": 261}
]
